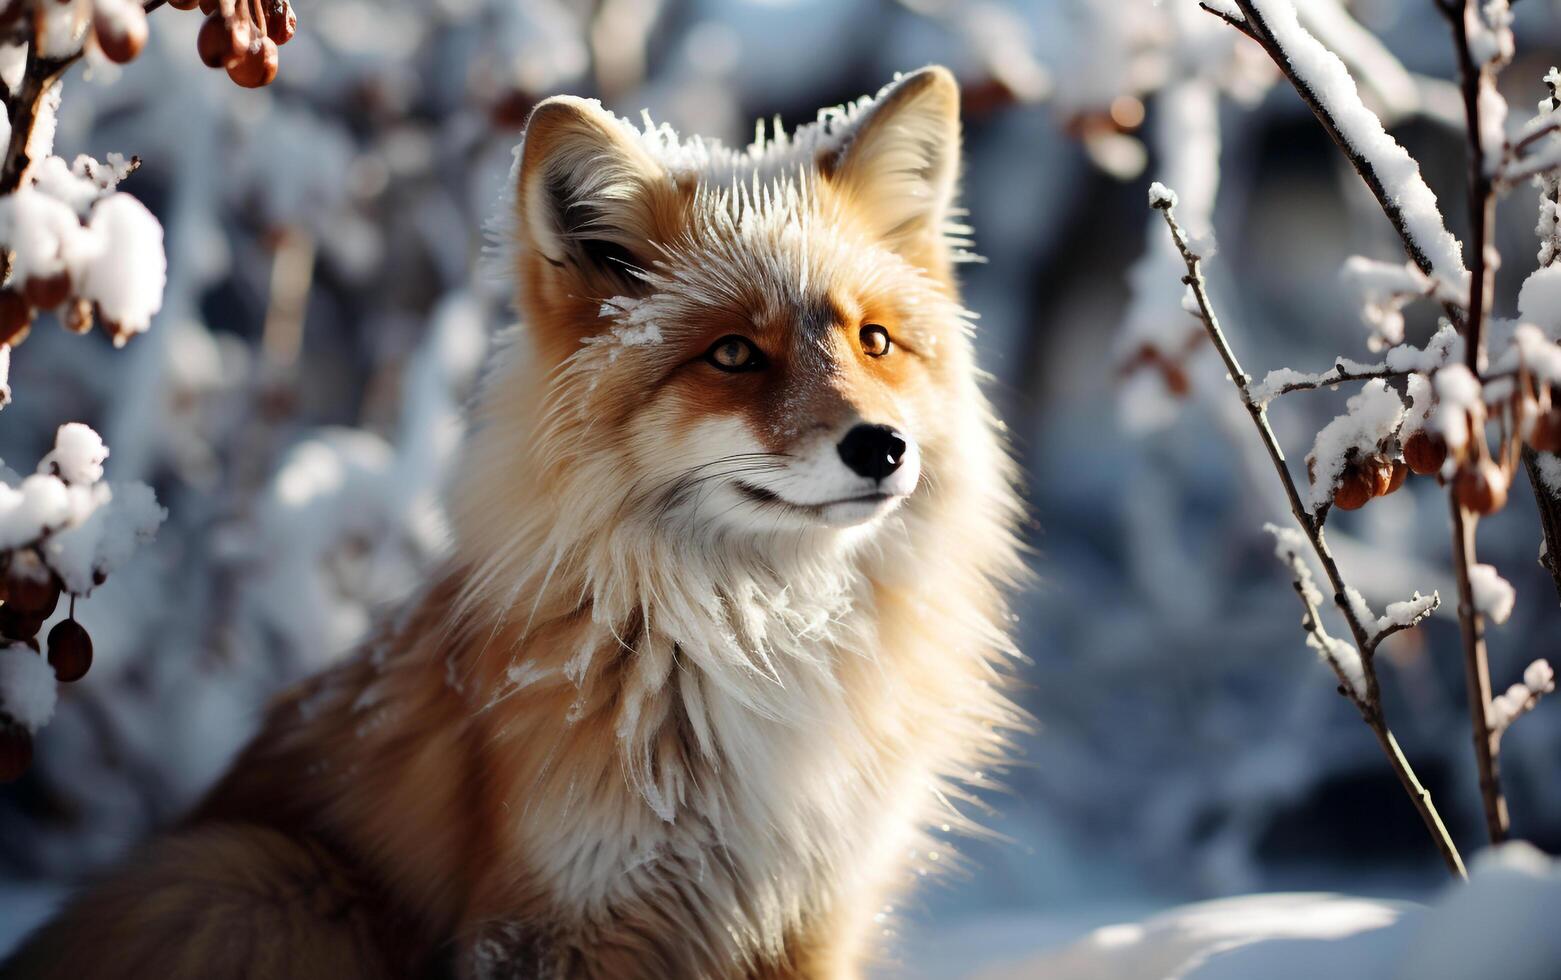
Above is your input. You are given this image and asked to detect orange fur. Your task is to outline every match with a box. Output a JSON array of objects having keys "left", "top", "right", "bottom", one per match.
[{"left": 3, "top": 66, "right": 1024, "bottom": 980}]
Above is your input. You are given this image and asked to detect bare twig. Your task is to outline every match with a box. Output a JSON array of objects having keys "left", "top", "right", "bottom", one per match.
[
  {"left": 1154, "top": 196, "right": 1466, "bottom": 879},
  {"left": 1197, "top": 2, "right": 1254, "bottom": 37},
  {"left": 1509, "top": 115, "right": 1561, "bottom": 159},
  {"left": 1449, "top": 497, "right": 1506, "bottom": 842},
  {"left": 1443, "top": 0, "right": 1509, "bottom": 846}
]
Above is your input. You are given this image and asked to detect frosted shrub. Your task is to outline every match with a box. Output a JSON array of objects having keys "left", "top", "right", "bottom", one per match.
[
  {"left": 1137, "top": 0, "right": 1561, "bottom": 876},
  {"left": 0, "top": 0, "right": 302, "bottom": 780}
]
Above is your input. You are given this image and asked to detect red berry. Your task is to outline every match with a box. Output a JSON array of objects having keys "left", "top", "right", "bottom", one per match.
[
  {"left": 265, "top": 0, "right": 295, "bottom": 45},
  {"left": 3, "top": 562, "right": 61, "bottom": 619},
  {"left": 1363, "top": 454, "right": 1395, "bottom": 498},
  {"left": 197, "top": 12, "right": 236, "bottom": 68},
  {"left": 1403, "top": 429, "right": 1448, "bottom": 476},
  {"left": 1333, "top": 463, "right": 1374, "bottom": 511},
  {"left": 1455, "top": 459, "right": 1508, "bottom": 515},
  {"left": 168, "top": 0, "right": 202, "bottom": 9},
  {"left": 1530, "top": 408, "right": 1561, "bottom": 454},
  {"left": 21, "top": 272, "right": 70, "bottom": 310},
  {"left": 227, "top": 37, "right": 279, "bottom": 88},
  {"left": 198, "top": 0, "right": 217, "bottom": 13},
  {"left": 0, "top": 722, "right": 31, "bottom": 783},
  {"left": 0, "top": 289, "right": 33, "bottom": 346},
  {"left": 1385, "top": 459, "right": 1408, "bottom": 495},
  {"left": 94, "top": 4, "right": 148, "bottom": 64},
  {"left": 0, "top": 607, "right": 45, "bottom": 642},
  {"left": 47, "top": 619, "right": 93, "bottom": 683}
]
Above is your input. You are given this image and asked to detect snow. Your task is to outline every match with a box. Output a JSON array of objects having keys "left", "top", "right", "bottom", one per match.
[
  {"left": 0, "top": 425, "right": 164, "bottom": 591},
  {"left": 1147, "top": 181, "right": 1178, "bottom": 209},
  {"left": 1303, "top": 379, "right": 1404, "bottom": 511},
  {"left": 44, "top": 481, "right": 166, "bottom": 595},
  {"left": 0, "top": 644, "right": 57, "bottom": 733},
  {"left": 0, "top": 188, "right": 91, "bottom": 283},
  {"left": 1468, "top": 563, "right": 1515, "bottom": 625},
  {"left": 37, "top": 423, "right": 108, "bottom": 486},
  {"left": 1347, "top": 586, "right": 1437, "bottom": 639},
  {"left": 1384, "top": 322, "right": 1460, "bottom": 372},
  {"left": 1264, "top": 523, "right": 1366, "bottom": 696},
  {"left": 1511, "top": 324, "right": 1561, "bottom": 384},
  {"left": 1402, "top": 372, "right": 1434, "bottom": 433},
  {"left": 1491, "top": 660, "right": 1554, "bottom": 733},
  {"left": 1247, "top": 327, "right": 1457, "bottom": 405},
  {"left": 1244, "top": 0, "right": 1467, "bottom": 291},
  {"left": 1526, "top": 658, "right": 1556, "bottom": 693},
  {"left": 78, "top": 193, "right": 167, "bottom": 339},
  {"left": 952, "top": 843, "right": 1561, "bottom": 980},
  {"left": 1432, "top": 364, "right": 1482, "bottom": 461},
  {"left": 1517, "top": 263, "right": 1561, "bottom": 336},
  {"left": 1200, "top": 0, "right": 1242, "bottom": 20},
  {"left": 1475, "top": 67, "right": 1510, "bottom": 177},
  {"left": 0, "top": 476, "right": 72, "bottom": 551},
  {"left": 1538, "top": 451, "right": 1561, "bottom": 495},
  {"left": 1339, "top": 256, "right": 1427, "bottom": 349}
]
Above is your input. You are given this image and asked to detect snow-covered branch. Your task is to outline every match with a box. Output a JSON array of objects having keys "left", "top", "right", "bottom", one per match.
[
  {"left": 1152, "top": 188, "right": 1466, "bottom": 878},
  {"left": 1218, "top": 0, "right": 1469, "bottom": 317},
  {"left": 1197, "top": 0, "right": 1561, "bottom": 853},
  {"left": 1491, "top": 659, "right": 1555, "bottom": 739},
  {"left": 0, "top": 424, "right": 165, "bottom": 781}
]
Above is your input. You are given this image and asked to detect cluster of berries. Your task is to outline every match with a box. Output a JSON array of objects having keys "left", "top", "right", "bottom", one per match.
[
  {"left": 175, "top": 0, "right": 296, "bottom": 88},
  {"left": 0, "top": 264, "right": 128, "bottom": 350},
  {"left": 1316, "top": 377, "right": 1561, "bottom": 516},
  {"left": 0, "top": 554, "right": 93, "bottom": 783}
]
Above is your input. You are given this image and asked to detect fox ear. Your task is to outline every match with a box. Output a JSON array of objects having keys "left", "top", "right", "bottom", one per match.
[
  {"left": 822, "top": 67, "right": 962, "bottom": 263},
  {"left": 516, "top": 97, "right": 669, "bottom": 296}
]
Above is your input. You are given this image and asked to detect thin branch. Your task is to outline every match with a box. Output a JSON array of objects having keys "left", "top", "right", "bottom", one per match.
[
  {"left": 1154, "top": 196, "right": 1467, "bottom": 879},
  {"left": 1508, "top": 115, "right": 1561, "bottom": 159},
  {"left": 1197, "top": 2, "right": 1254, "bottom": 38},
  {"left": 1450, "top": 496, "right": 1507, "bottom": 842},
  {"left": 1211, "top": 0, "right": 1525, "bottom": 853},
  {"left": 1255, "top": 361, "right": 1411, "bottom": 401},
  {"left": 1368, "top": 598, "right": 1438, "bottom": 653},
  {"left": 1491, "top": 660, "right": 1555, "bottom": 741},
  {"left": 1209, "top": 0, "right": 1561, "bottom": 615},
  {"left": 1446, "top": 0, "right": 1509, "bottom": 846}
]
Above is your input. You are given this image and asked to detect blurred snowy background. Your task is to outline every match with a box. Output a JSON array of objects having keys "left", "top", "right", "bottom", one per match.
[{"left": 3, "top": 0, "right": 1561, "bottom": 974}]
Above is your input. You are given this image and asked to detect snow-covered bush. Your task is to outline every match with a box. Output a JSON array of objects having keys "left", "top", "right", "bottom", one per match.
[
  {"left": 1137, "top": 0, "right": 1561, "bottom": 876},
  {"left": 0, "top": 0, "right": 311, "bottom": 786},
  {"left": 0, "top": 422, "right": 163, "bottom": 778}
]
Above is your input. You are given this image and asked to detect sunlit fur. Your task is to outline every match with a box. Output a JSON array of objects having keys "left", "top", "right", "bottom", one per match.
[{"left": 3, "top": 67, "right": 1025, "bottom": 980}]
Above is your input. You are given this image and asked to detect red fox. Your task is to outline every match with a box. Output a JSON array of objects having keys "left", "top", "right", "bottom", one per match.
[{"left": 4, "top": 65, "right": 1024, "bottom": 979}]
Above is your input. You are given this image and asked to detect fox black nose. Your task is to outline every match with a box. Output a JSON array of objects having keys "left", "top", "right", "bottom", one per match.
[{"left": 837, "top": 424, "right": 907, "bottom": 481}]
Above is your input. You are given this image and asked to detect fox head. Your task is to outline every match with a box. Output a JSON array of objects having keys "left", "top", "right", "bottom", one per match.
[{"left": 457, "top": 67, "right": 1002, "bottom": 599}]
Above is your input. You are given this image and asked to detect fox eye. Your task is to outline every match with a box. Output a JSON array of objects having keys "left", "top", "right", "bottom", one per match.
[
  {"left": 706, "top": 335, "right": 765, "bottom": 372},
  {"left": 860, "top": 324, "right": 892, "bottom": 357}
]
